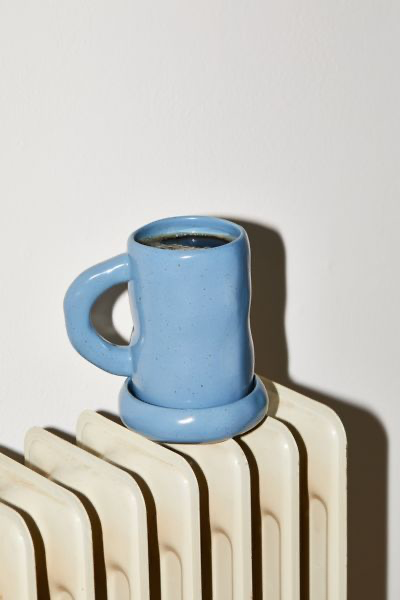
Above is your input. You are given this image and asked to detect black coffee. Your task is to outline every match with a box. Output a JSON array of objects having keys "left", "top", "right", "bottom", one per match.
[{"left": 139, "top": 233, "right": 233, "bottom": 250}]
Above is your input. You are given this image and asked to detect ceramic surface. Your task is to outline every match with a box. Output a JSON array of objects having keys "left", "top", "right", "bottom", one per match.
[
  {"left": 119, "top": 374, "right": 268, "bottom": 443},
  {"left": 64, "top": 215, "right": 267, "bottom": 441}
]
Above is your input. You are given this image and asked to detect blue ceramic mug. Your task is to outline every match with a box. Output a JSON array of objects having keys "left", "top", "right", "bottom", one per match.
[{"left": 64, "top": 216, "right": 267, "bottom": 442}]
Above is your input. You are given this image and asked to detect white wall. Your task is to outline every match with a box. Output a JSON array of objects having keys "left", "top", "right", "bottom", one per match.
[{"left": 1, "top": 1, "right": 398, "bottom": 597}]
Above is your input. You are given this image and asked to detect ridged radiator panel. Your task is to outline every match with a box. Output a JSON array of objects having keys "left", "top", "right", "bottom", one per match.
[
  {"left": 0, "top": 501, "right": 37, "bottom": 600},
  {"left": 24, "top": 426, "right": 149, "bottom": 600},
  {"left": 213, "top": 532, "right": 233, "bottom": 599},
  {"left": 0, "top": 378, "right": 346, "bottom": 600},
  {"left": 162, "top": 550, "right": 183, "bottom": 600},
  {"left": 309, "top": 498, "right": 328, "bottom": 600},
  {"left": 263, "top": 513, "right": 281, "bottom": 600},
  {"left": 76, "top": 410, "right": 202, "bottom": 600},
  {"left": 240, "top": 415, "right": 300, "bottom": 599},
  {"left": 0, "top": 453, "right": 95, "bottom": 599},
  {"left": 265, "top": 378, "right": 347, "bottom": 600},
  {"left": 169, "top": 438, "right": 252, "bottom": 598},
  {"left": 108, "top": 569, "right": 130, "bottom": 600}
]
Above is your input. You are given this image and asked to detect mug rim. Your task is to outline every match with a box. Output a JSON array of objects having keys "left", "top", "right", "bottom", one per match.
[{"left": 131, "top": 215, "right": 244, "bottom": 252}]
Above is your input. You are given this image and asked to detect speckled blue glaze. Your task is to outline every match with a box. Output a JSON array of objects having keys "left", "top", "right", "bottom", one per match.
[
  {"left": 64, "top": 215, "right": 267, "bottom": 442},
  {"left": 120, "top": 374, "right": 268, "bottom": 443}
]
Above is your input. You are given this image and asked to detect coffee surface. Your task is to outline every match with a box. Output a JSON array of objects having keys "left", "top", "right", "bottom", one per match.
[{"left": 139, "top": 233, "right": 232, "bottom": 250}]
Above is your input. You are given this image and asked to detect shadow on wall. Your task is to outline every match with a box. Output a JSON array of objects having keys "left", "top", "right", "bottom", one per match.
[
  {"left": 92, "top": 216, "right": 388, "bottom": 600},
  {"left": 228, "top": 217, "right": 388, "bottom": 600}
]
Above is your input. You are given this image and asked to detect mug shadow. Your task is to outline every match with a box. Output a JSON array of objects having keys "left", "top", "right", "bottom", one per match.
[
  {"left": 91, "top": 216, "right": 388, "bottom": 600},
  {"left": 226, "top": 217, "right": 388, "bottom": 600}
]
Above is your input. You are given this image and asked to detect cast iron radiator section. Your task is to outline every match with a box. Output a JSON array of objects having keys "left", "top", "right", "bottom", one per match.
[{"left": 0, "top": 378, "right": 347, "bottom": 600}]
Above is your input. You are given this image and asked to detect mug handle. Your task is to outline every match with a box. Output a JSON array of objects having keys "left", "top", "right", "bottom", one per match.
[{"left": 64, "top": 253, "right": 132, "bottom": 376}]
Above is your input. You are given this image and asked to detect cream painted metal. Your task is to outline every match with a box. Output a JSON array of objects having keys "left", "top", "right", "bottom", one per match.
[
  {"left": 239, "top": 415, "right": 300, "bottom": 600},
  {"left": 24, "top": 427, "right": 150, "bottom": 600},
  {"left": 0, "top": 378, "right": 346, "bottom": 600},
  {"left": 169, "top": 439, "right": 253, "bottom": 599},
  {"left": 0, "top": 452, "right": 95, "bottom": 599},
  {"left": 263, "top": 378, "right": 347, "bottom": 600},
  {"left": 77, "top": 410, "right": 202, "bottom": 600},
  {"left": 0, "top": 501, "right": 37, "bottom": 600}
]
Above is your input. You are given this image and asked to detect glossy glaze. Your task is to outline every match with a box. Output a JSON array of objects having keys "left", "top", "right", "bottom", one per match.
[
  {"left": 119, "top": 374, "right": 268, "bottom": 443},
  {"left": 64, "top": 215, "right": 267, "bottom": 441}
]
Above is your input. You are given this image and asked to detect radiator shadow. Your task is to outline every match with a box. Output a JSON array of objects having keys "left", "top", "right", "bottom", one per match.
[
  {"left": 227, "top": 217, "right": 388, "bottom": 600},
  {"left": 0, "top": 445, "right": 24, "bottom": 463},
  {"left": 45, "top": 427, "right": 76, "bottom": 445}
]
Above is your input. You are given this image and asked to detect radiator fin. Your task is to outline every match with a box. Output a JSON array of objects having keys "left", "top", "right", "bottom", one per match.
[
  {"left": 0, "top": 453, "right": 95, "bottom": 599},
  {"left": 0, "top": 501, "right": 37, "bottom": 600},
  {"left": 240, "top": 415, "right": 300, "bottom": 600},
  {"left": 310, "top": 497, "right": 328, "bottom": 600},
  {"left": 170, "top": 439, "right": 252, "bottom": 598},
  {"left": 264, "top": 378, "right": 347, "bottom": 600},
  {"left": 0, "top": 377, "right": 346, "bottom": 600},
  {"left": 262, "top": 514, "right": 281, "bottom": 600},
  {"left": 162, "top": 550, "right": 183, "bottom": 600},
  {"left": 24, "top": 427, "right": 149, "bottom": 600},
  {"left": 107, "top": 569, "right": 130, "bottom": 600},
  {"left": 213, "top": 532, "right": 233, "bottom": 600},
  {"left": 77, "top": 410, "right": 202, "bottom": 600},
  {"left": 55, "top": 592, "right": 73, "bottom": 600}
]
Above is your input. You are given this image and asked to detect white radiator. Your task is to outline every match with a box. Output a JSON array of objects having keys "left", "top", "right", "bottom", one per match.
[{"left": 0, "top": 377, "right": 347, "bottom": 600}]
